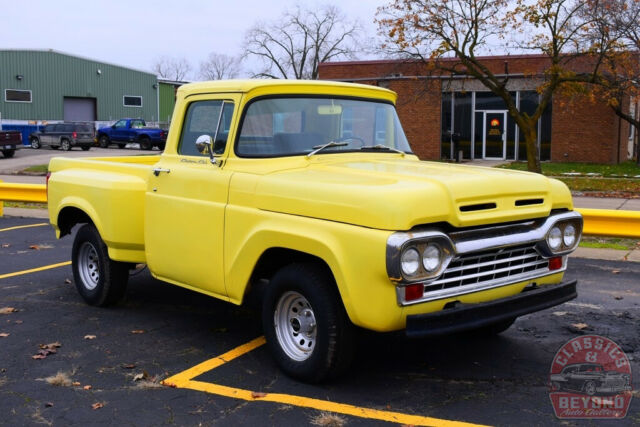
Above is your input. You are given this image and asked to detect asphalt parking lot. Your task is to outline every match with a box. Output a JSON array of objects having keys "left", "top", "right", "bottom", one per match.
[{"left": 0, "top": 217, "right": 638, "bottom": 426}]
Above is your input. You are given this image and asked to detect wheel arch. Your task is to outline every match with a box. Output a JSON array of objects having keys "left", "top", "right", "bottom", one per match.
[{"left": 56, "top": 203, "right": 98, "bottom": 238}]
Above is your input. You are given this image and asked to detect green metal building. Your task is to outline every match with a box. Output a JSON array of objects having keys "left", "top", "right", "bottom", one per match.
[
  {"left": 158, "top": 79, "right": 186, "bottom": 128},
  {"left": 0, "top": 49, "right": 159, "bottom": 124}
]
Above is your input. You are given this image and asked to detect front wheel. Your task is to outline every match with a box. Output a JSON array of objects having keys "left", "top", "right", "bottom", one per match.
[
  {"left": 262, "top": 263, "right": 355, "bottom": 382},
  {"left": 72, "top": 224, "right": 128, "bottom": 306},
  {"left": 61, "top": 139, "right": 71, "bottom": 151},
  {"left": 1, "top": 149, "right": 15, "bottom": 158},
  {"left": 31, "top": 138, "right": 41, "bottom": 149}
]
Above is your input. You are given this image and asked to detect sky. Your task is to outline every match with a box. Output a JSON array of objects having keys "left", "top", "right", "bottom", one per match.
[{"left": 1, "top": 0, "right": 389, "bottom": 79}]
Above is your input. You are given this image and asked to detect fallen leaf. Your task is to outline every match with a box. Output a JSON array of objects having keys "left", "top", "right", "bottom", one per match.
[
  {"left": 1, "top": 244, "right": 9, "bottom": 248},
  {"left": 14, "top": 320, "right": 23, "bottom": 324},
  {"left": 571, "top": 323, "right": 589, "bottom": 330},
  {"left": 72, "top": 382, "right": 81, "bottom": 387},
  {"left": 40, "top": 342, "right": 61, "bottom": 349},
  {"left": 0, "top": 333, "right": 9, "bottom": 337},
  {"left": 130, "top": 330, "right": 145, "bottom": 334},
  {"left": 161, "top": 380, "right": 177, "bottom": 388},
  {"left": 614, "top": 296, "right": 624, "bottom": 300},
  {"left": 64, "top": 279, "right": 72, "bottom": 284},
  {"left": 251, "top": 391, "right": 267, "bottom": 399},
  {"left": 122, "top": 364, "right": 136, "bottom": 369},
  {"left": 84, "top": 335, "right": 96, "bottom": 340},
  {"left": 32, "top": 354, "right": 46, "bottom": 360},
  {"left": 91, "top": 402, "right": 104, "bottom": 410},
  {"left": 83, "top": 385, "right": 92, "bottom": 390},
  {"left": 45, "top": 402, "right": 54, "bottom": 408},
  {"left": 0, "top": 307, "right": 17, "bottom": 314},
  {"left": 612, "top": 270, "right": 620, "bottom": 274},
  {"left": 29, "top": 245, "right": 41, "bottom": 250},
  {"left": 133, "top": 372, "right": 148, "bottom": 382},
  {"left": 552, "top": 311, "right": 567, "bottom": 317}
]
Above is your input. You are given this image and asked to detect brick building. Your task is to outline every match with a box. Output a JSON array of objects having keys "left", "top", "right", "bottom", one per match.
[{"left": 318, "top": 55, "right": 635, "bottom": 164}]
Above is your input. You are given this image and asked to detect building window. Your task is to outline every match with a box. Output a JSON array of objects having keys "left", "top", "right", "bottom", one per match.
[
  {"left": 123, "top": 96, "right": 143, "bottom": 107},
  {"left": 5, "top": 89, "right": 32, "bottom": 103}
]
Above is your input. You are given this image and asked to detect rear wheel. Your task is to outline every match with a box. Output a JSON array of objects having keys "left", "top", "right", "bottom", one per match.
[
  {"left": 139, "top": 136, "right": 152, "bottom": 150},
  {"left": 99, "top": 135, "right": 110, "bottom": 148},
  {"left": 1, "top": 149, "right": 15, "bottom": 158},
  {"left": 30, "top": 138, "right": 41, "bottom": 149},
  {"left": 72, "top": 224, "right": 128, "bottom": 306},
  {"left": 61, "top": 139, "right": 71, "bottom": 151},
  {"left": 262, "top": 262, "right": 355, "bottom": 382}
]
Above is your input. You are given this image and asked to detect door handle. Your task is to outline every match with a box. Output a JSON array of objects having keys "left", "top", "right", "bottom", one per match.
[{"left": 152, "top": 167, "right": 171, "bottom": 176}]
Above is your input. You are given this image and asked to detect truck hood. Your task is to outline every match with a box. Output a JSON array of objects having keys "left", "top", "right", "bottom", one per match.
[{"left": 254, "top": 157, "right": 573, "bottom": 230}]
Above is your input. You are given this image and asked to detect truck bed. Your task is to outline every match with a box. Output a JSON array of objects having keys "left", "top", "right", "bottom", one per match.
[{"left": 47, "top": 155, "right": 161, "bottom": 263}]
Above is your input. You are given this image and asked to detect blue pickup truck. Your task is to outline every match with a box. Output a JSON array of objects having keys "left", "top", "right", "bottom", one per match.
[{"left": 97, "top": 118, "right": 166, "bottom": 150}]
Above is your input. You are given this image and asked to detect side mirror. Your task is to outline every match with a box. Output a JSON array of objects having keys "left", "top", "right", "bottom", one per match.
[{"left": 195, "top": 134, "right": 216, "bottom": 164}]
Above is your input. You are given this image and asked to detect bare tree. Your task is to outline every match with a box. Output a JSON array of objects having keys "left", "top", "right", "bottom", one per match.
[
  {"left": 243, "top": 5, "right": 361, "bottom": 79},
  {"left": 152, "top": 56, "right": 192, "bottom": 81},
  {"left": 581, "top": 0, "right": 640, "bottom": 164},
  {"left": 378, "top": 0, "right": 620, "bottom": 172},
  {"left": 199, "top": 53, "right": 242, "bottom": 80}
]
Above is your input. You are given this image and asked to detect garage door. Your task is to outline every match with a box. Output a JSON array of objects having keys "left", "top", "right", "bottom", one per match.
[{"left": 63, "top": 97, "right": 97, "bottom": 121}]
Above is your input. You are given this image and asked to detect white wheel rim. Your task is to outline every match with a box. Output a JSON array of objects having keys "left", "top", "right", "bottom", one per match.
[
  {"left": 274, "top": 291, "right": 317, "bottom": 361},
  {"left": 78, "top": 242, "right": 100, "bottom": 290}
]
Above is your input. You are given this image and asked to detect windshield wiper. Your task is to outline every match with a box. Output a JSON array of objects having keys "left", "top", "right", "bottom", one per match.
[
  {"left": 360, "top": 144, "right": 405, "bottom": 156},
  {"left": 307, "top": 141, "right": 349, "bottom": 157}
]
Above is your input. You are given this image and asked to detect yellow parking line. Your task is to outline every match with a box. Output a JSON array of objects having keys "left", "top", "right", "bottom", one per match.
[
  {"left": 0, "top": 261, "right": 71, "bottom": 280},
  {"left": 0, "top": 223, "right": 49, "bottom": 233},
  {"left": 163, "top": 337, "right": 489, "bottom": 427}
]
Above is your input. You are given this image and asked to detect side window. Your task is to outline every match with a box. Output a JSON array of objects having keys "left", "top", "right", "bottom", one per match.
[
  {"left": 131, "top": 120, "right": 144, "bottom": 128},
  {"left": 54, "top": 124, "right": 65, "bottom": 132},
  {"left": 178, "top": 100, "right": 234, "bottom": 156},
  {"left": 44, "top": 125, "right": 54, "bottom": 133},
  {"left": 63, "top": 124, "right": 74, "bottom": 133},
  {"left": 114, "top": 120, "right": 126, "bottom": 129}
]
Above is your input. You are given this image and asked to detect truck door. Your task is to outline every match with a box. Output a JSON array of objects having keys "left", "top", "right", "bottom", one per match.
[
  {"left": 144, "top": 94, "right": 240, "bottom": 299},
  {"left": 112, "top": 119, "right": 128, "bottom": 141}
]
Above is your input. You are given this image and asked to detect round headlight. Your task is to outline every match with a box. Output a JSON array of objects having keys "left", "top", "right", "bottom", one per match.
[
  {"left": 563, "top": 224, "right": 576, "bottom": 247},
  {"left": 547, "top": 226, "right": 562, "bottom": 251},
  {"left": 422, "top": 244, "right": 442, "bottom": 272},
  {"left": 401, "top": 248, "right": 420, "bottom": 276}
]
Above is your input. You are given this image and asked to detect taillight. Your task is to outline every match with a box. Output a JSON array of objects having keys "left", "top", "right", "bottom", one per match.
[
  {"left": 72, "top": 131, "right": 77, "bottom": 138},
  {"left": 46, "top": 172, "right": 51, "bottom": 195}
]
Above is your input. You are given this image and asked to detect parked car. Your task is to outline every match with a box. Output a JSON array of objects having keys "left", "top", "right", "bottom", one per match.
[
  {"left": 550, "top": 363, "right": 632, "bottom": 395},
  {"left": 30, "top": 123, "right": 95, "bottom": 151},
  {"left": 0, "top": 129, "right": 22, "bottom": 158},
  {"left": 97, "top": 118, "right": 166, "bottom": 150},
  {"left": 48, "top": 80, "right": 583, "bottom": 382}
]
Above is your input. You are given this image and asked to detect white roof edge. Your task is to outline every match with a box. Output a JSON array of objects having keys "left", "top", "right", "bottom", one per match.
[{"left": 0, "top": 48, "right": 157, "bottom": 77}]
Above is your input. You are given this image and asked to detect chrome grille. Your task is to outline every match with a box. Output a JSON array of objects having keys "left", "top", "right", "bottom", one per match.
[{"left": 425, "top": 244, "right": 549, "bottom": 295}]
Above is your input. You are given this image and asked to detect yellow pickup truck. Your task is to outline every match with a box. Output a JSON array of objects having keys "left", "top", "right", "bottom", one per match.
[{"left": 47, "top": 80, "right": 582, "bottom": 382}]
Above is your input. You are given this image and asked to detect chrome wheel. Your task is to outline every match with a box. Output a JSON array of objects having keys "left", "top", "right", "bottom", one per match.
[
  {"left": 274, "top": 291, "right": 317, "bottom": 361},
  {"left": 78, "top": 242, "right": 100, "bottom": 290},
  {"left": 31, "top": 138, "right": 40, "bottom": 149},
  {"left": 584, "top": 381, "right": 596, "bottom": 396},
  {"left": 61, "top": 140, "right": 71, "bottom": 151}
]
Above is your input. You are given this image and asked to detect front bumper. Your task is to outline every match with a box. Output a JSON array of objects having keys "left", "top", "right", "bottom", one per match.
[{"left": 405, "top": 280, "right": 577, "bottom": 338}]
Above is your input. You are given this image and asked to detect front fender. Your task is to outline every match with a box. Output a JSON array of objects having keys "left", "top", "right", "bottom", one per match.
[{"left": 224, "top": 207, "right": 399, "bottom": 330}]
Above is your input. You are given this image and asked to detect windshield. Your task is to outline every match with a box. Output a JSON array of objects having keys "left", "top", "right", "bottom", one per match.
[{"left": 236, "top": 97, "right": 412, "bottom": 157}]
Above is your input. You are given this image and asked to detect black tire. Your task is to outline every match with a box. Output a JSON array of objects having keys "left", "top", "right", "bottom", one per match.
[
  {"left": 262, "top": 262, "right": 356, "bottom": 382},
  {"left": 71, "top": 224, "right": 128, "bottom": 306},
  {"left": 99, "top": 135, "right": 110, "bottom": 148},
  {"left": 139, "top": 136, "right": 152, "bottom": 150},
  {"left": 2, "top": 149, "right": 15, "bottom": 158},
  {"left": 81, "top": 146, "right": 91, "bottom": 151},
  {"left": 118, "top": 143, "right": 126, "bottom": 149},
  {"left": 31, "top": 138, "right": 41, "bottom": 149},
  {"left": 61, "top": 139, "right": 71, "bottom": 151}
]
